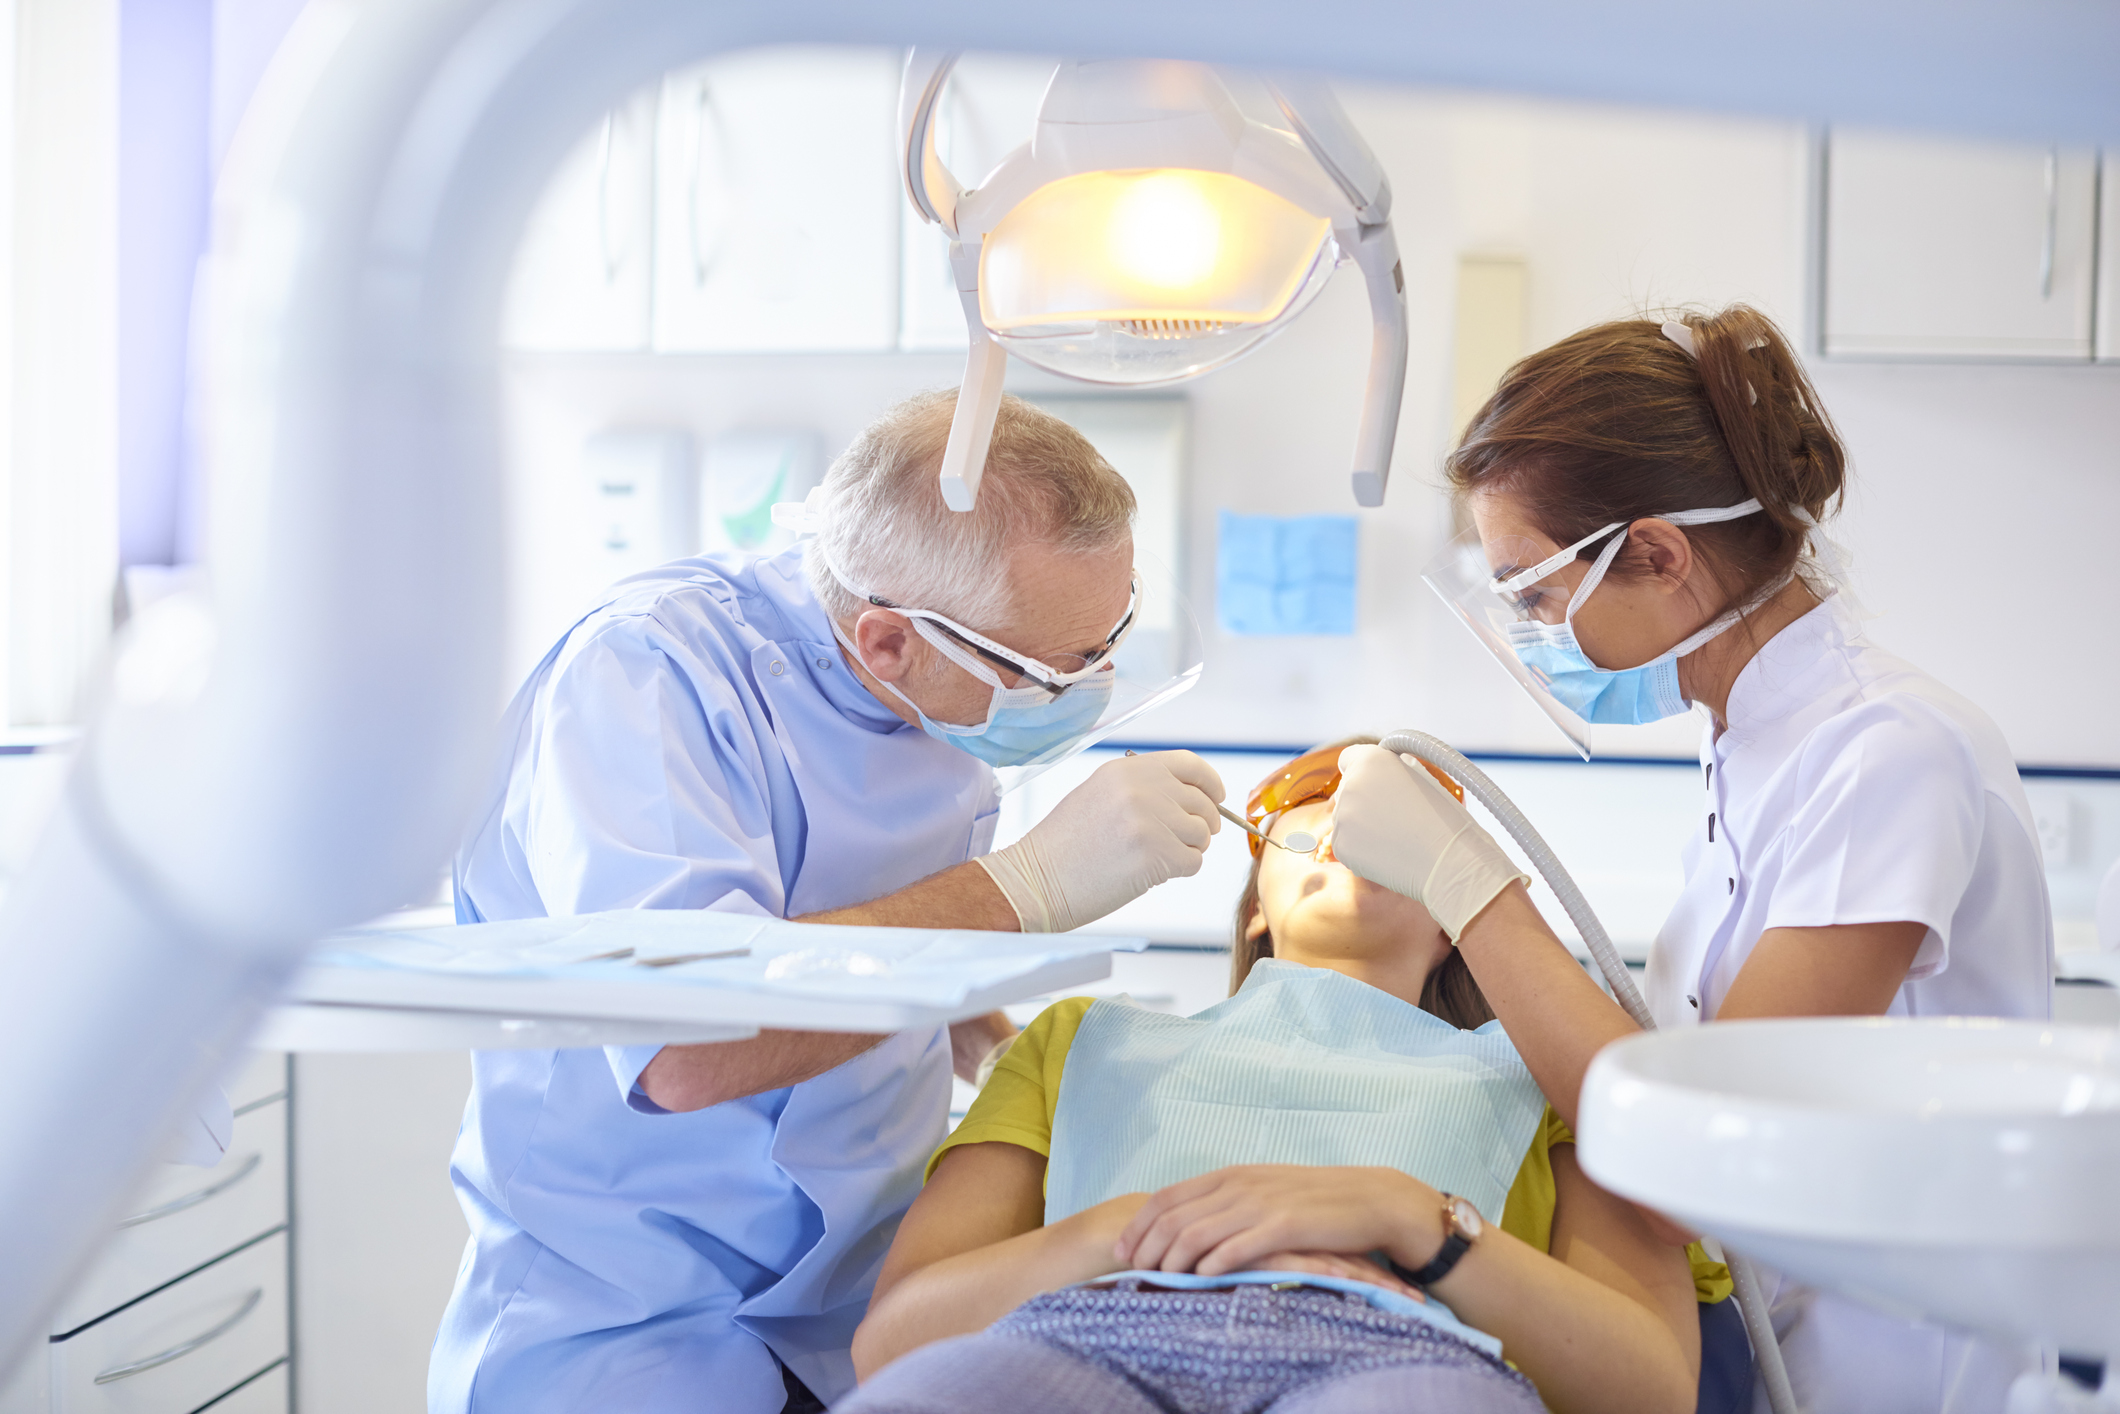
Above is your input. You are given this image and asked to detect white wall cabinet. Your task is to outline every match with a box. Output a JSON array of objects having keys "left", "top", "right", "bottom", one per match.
[
  {"left": 502, "top": 91, "right": 658, "bottom": 352},
  {"left": 1822, "top": 129, "right": 2100, "bottom": 360},
  {"left": 652, "top": 47, "right": 902, "bottom": 353},
  {"left": 899, "top": 55, "right": 1054, "bottom": 352}
]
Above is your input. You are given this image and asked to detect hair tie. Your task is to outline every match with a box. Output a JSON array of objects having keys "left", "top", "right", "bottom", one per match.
[{"left": 1663, "top": 319, "right": 1766, "bottom": 404}]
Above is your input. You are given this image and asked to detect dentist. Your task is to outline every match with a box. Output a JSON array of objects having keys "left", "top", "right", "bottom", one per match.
[
  {"left": 1332, "top": 305, "right": 2053, "bottom": 1414},
  {"left": 430, "top": 391, "right": 1224, "bottom": 1414}
]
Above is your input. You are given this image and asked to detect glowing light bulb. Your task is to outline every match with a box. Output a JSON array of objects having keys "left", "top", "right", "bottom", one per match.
[{"left": 1107, "top": 172, "right": 1221, "bottom": 291}]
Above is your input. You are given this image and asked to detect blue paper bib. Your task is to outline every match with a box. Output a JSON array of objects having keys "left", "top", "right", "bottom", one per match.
[{"left": 1046, "top": 961, "right": 1546, "bottom": 1228}]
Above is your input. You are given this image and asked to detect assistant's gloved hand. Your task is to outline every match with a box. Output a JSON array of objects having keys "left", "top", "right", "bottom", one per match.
[
  {"left": 976, "top": 751, "right": 1224, "bottom": 933},
  {"left": 1330, "top": 744, "right": 1529, "bottom": 941}
]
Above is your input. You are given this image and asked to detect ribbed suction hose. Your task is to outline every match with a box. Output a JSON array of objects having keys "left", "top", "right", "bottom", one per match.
[{"left": 1378, "top": 731, "right": 1800, "bottom": 1414}]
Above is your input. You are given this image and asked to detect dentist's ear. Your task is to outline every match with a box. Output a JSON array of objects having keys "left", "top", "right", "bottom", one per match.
[
  {"left": 849, "top": 609, "right": 919, "bottom": 683},
  {"left": 1621, "top": 517, "right": 1699, "bottom": 597}
]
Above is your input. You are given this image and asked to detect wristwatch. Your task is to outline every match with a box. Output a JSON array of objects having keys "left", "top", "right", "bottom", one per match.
[{"left": 1392, "top": 1193, "right": 1483, "bottom": 1288}]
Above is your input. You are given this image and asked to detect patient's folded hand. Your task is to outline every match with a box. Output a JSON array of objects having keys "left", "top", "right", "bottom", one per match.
[
  {"left": 1114, "top": 1163, "right": 1441, "bottom": 1282},
  {"left": 1239, "top": 1250, "right": 1424, "bottom": 1301}
]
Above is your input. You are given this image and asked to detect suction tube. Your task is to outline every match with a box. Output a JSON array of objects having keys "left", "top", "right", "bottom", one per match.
[{"left": 1377, "top": 731, "right": 1800, "bottom": 1414}]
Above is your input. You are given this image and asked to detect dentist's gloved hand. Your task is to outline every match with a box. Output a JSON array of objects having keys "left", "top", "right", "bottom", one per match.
[
  {"left": 1331, "top": 744, "right": 1529, "bottom": 941},
  {"left": 977, "top": 751, "right": 1224, "bottom": 933}
]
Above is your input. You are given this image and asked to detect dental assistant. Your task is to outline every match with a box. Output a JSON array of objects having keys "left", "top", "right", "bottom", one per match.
[
  {"left": 431, "top": 392, "right": 1225, "bottom": 1414},
  {"left": 1333, "top": 306, "right": 2053, "bottom": 1414}
]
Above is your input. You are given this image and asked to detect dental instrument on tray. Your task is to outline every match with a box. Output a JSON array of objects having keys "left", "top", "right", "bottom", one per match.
[{"left": 1378, "top": 730, "right": 1798, "bottom": 1414}]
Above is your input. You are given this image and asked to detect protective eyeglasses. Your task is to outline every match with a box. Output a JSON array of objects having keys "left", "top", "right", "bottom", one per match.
[
  {"left": 1486, "top": 499, "right": 1769, "bottom": 625},
  {"left": 1244, "top": 743, "right": 1463, "bottom": 859},
  {"left": 852, "top": 571, "right": 1141, "bottom": 698}
]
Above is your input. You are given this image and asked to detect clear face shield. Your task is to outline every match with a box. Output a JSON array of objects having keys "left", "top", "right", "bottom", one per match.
[
  {"left": 1423, "top": 526, "right": 1601, "bottom": 759},
  {"left": 821, "top": 544, "right": 1203, "bottom": 786},
  {"left": 1423, "top": 499, "right": 1772, "bottom": 759},
  {"left": 777, "top": 489, "right": 1204, "bottom": 783},
  {"left": 986, "top": 548, "right": 1205, "bottom": 789}
]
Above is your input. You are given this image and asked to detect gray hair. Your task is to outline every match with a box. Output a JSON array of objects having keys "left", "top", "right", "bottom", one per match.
[{"left": 806, "top": 390, "right": 1136, "bottom": 627}]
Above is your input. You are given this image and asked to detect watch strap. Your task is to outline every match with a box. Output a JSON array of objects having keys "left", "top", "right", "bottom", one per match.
[{"left": 1390, "top": 1194, "right": 1476, "bottom": 1288}]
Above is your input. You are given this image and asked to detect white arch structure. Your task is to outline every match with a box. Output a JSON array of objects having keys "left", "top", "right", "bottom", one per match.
[{"left": 0, "top": 0, "right": 2113, "bottom": 1376}]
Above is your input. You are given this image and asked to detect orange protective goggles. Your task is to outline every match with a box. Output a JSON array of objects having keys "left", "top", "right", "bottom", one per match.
[{"left": 1243, "top": 743, "right": 1465, "bottom": 859}]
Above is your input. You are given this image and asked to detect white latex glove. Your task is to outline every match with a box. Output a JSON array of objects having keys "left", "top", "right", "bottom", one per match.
[
  {"left": 976, "top": 751, "right": 1224, "bottom": 933},
  {"left": 1330, "top": 744, "right": 1529, "bottom": 941}
]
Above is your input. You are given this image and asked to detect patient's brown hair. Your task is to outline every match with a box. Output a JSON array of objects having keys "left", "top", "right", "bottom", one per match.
[{"left": 1228, "top": 737, "right": 1495, "bottom": 1032}]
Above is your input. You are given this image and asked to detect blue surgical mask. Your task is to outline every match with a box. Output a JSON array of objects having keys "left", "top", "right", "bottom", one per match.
[
  {"left": 834, "top": 624, "right": 1115, "bottom": 768},
  {"left": 1495, "top": 501, "right": 1773, "bottom": 727},
  {"left": 1503, "top": 619, "right": 1695, "bottom": 725}
]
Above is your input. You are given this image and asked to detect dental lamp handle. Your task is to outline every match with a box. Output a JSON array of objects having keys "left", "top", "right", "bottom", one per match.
[
  {"left": 1348, "top": 223, "right": 1407, "bottom": 508},
  {"left": 939, "top": 238, "right": 1005, "bottom": 513}
]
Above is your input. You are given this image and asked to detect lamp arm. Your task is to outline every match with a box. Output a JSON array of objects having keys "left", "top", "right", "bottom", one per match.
[
  {"left": 900, "top": 48, "right": 964, "bottom": 234},
  {"left": 1267, "top": 74, "right": 1391, "bottom": 225},
  {"left": 1348, "top": 221, "right": 1408, "bottom": 507},
  {"left": 938, "top": 238, "right": 1004, "bottom": 511}
]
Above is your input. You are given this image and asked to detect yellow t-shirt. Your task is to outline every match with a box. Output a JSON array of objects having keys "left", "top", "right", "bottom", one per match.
[{"left": 932, "top": 995, "right": 1730, "bottom": 1304}]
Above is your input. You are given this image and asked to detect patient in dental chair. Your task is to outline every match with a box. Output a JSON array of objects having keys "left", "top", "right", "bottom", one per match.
[{"left": 842, "top": 740, "right": 1735, "bottom": 1414}]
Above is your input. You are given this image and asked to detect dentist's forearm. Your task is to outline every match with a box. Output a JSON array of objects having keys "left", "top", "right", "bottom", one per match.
[
  {"left": 1450, "top": 883, "right": 1640, "bottom": 1132},
  {"left": 801, "top": 859, "right": 1021, "bottom": 931},
  {"left": 852, "top": 1194, "right": 1147, "bottom": 1379},
  {"left": 638, "top": 863, "right": 1020, "bottom": 1110}
]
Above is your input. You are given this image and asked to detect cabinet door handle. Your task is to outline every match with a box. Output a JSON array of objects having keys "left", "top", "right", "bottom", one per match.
[
  {"left": 2041, "top": 146, "right": 2058, "bottom": 299},
  {"left": 118, "top": 1152, "right": 262, "bottom": 1229},
  {"left": 93, "top": 1288, "right": 263, "bottom": 1384}
]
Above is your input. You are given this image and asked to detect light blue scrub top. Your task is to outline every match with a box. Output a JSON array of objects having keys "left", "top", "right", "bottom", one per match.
[{"left": 430, "top": 546, "right": 999, "bottom": 1414}]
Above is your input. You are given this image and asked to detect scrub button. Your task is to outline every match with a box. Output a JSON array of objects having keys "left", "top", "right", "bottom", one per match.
[
  {"left": 816, "top": 657, "right": 832, "bottom": 670},
  {"left": 1687, "top": 994, "right": 1699, "bottom": 1009},
  {"left": 770, "top": 660, "right": 784, "bottom": 676}
]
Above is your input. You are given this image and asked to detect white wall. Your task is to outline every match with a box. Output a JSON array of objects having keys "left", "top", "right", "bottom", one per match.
[{"left": 8, "top": 0, "right": 119, "bottom": 728}]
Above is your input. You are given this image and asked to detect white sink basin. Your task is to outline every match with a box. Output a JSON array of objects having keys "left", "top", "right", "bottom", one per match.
[{"left": 1578, "top": 1018, "right": 2120, "bottom": 1361}]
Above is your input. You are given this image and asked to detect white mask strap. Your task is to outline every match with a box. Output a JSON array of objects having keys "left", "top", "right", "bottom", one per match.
[
  {"left": 1563, "top": 498, "right": 1767, "bottom": 626},
  {"left": 1497, "top": 498, "right": 1765, "bottom": 604}
]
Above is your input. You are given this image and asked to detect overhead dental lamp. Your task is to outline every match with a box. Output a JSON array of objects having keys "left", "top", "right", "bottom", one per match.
[{"left": 900, "top": 53, "right": 1408, "bottom": 510}]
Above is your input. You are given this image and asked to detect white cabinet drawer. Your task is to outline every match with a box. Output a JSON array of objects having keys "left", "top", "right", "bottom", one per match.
[
  {"left": 224, "top": 1053, "right": 287, "bottom": 1114},
  {"left": 51, "top": 1234, "right": 286, "bottom": 1414},
  {"left": 57, "top": 1102, "right": 286, "bottom": 1333},
  {"left": 197, "top": 1360, "right": 286, "bottom": 1414}
]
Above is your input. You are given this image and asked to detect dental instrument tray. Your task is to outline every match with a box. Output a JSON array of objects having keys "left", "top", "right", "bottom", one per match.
[{"left": 287, "top": 909, "right": 1145, "bottom": 1033}]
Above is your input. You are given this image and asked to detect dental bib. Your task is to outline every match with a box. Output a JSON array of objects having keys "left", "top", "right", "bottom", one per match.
[{"left": 1045, "top": 961, "right": 1546, "bottom": 1228}]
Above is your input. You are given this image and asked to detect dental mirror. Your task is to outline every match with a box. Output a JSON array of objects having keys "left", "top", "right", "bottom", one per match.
[{"left": 1216, "top": 803, "right": 1317, "bottom": 855}]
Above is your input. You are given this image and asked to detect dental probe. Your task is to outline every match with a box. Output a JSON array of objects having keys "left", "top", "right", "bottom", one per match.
[{"left": 1123, "top": 751, "right": 1317, "bottom": 854}]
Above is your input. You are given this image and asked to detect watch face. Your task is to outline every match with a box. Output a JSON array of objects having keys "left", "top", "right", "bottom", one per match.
[{"left": 1450, "top": 1196, "right": 1484, "bottom": 1239}]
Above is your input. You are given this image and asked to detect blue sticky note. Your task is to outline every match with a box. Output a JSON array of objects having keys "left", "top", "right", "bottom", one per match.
[{"left": 1216, "top": 510, "right": 1358, "bottom": 636}]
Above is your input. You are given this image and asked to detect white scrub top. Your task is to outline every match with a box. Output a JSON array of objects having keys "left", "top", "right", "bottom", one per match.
[
  {"left": 429, "top": 546, "right": 999, "bottom": 1414},
  {"left": 1644, "top": 593, "right": 2054, "bottom": 1414}
]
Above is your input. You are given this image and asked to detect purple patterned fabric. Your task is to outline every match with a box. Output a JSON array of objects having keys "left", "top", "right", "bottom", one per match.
[{"left": 845, "top": 1282, "right": 1547, "bottom": 1413}]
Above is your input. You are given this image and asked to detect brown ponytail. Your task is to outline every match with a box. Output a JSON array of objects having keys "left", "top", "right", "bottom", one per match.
[{"left": 1448, "top": 304, "right": 1847, "bottom": 609}]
